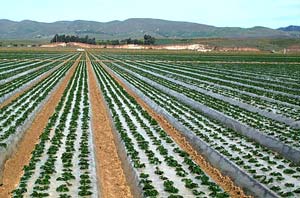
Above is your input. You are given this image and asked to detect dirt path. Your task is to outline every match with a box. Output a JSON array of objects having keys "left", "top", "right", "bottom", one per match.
[
  {"left": 86, "top": 54, "right": 133, "bottom": 198},
  {"left": 0, "top": 59, "right": 74, "bottom": 108},
  {"left": 100, "top": 60, "right": 250, "bottom": 198},
  {"left": 0, "top": 55, "right": 81, "bottom": 198}
]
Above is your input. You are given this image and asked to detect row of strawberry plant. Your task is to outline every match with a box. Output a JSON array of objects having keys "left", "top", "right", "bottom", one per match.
[
  {"left": 98, "top": 52, "right": 300, "bottom": 63},
  {"left": 109, "top": 59, "right": 300, "bottom": 122},
  {"left": 100, "top": 54, "right": 300, "bottom": 106},
  {"left": 0, "top": 52, "right": 71, "bottom": 60},
  {"left": 129, "top": 58, "right": 300, "bottom": 92},
  {"left": 0, "top": 54, "right": 82, "bottom": 182},
  {"left": 0, "top": 58, "right": 77, "bottom": 146},
  {"left": 0, "top": 54, "right": 79, "bottom": 99},
  {"left": 100, "top": 53, "right": 300, "bottom": 91},
  {"left": 0, "top": 60, "right": 26, "bottom": 67},
  {"left": 0, "top": 53, "right": 74, "bottom": 82},
  {"left": 102, "top": 59, "right": 300, "bottom": 150},
  {"left": 101, "top": 53, "right": 300, "bottom": 108},
  {"left": 158, "top": 61, "right": 300, "bottom": 94},
  {"left": 92, "top": 60, "right": 229, "bottom": 198},
  {"left": 13, "top": 60, "right": 98, "bottom": 197},
  {"left": 194, "top": 61, "right": 300, "bottom": 82},
  {"left": 0, "top": 60, "right": 39, "bottom": 73},
  {"left": 0, "top": 53, "right": 69, "bottom": 78},
  {"left": 183, "top": 62, "right": 300, "bottom": 89},
  {"left": 104, "top": 59, "right": 300, "bottom": 197}
]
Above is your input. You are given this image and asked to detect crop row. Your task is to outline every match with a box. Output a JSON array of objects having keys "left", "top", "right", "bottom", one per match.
[
  {"left": 100, "top": 53, "right": 300, "bottom": 80},
  {"left": 102, "top": 54, "right": 300, "bottom": 96},
  {"left": 99, "top": 52, "right": 300, "bottom": 63},
  {"left": 91, "top": 59, "right": 229, "bottom": 198},
  {"left": 197, "top": 62, "right": 300, "bottom": 82},
  {"left": 0, "top": 60, "right": 41, "bottom": 74},
  {"left": 0, "top": 60, "right": 29, "bottom": 68},
  {"left": 0, "top": 54, "right": 80, "bottom": 179},
  {"left": 108, "top": 59, "right": 300, "bottom": 122},
  {"left": 0, "top": 54, "right": 79, "bottom": 100},
  {"left": 156, "top": 61, "right": 300, "bottom": 95},
  {"left": 101, "top": 57, "right": 300, "bottom": 197},
  {"left": 100, "top": 54, "right": 300, "bottom": 106},
  {"left": 13, "top": 60, "right": 98, "bottom": 197},
  {"left": 0, "top": 52, "right": 71, "bottom": 60},
  {"left": 101, "top": 54, "right": 300, "bottom": 123},
  {"left": 182, "top": 63, "right": 300, "bottom": 89},
  {"left": 0, "top": 53, "right": 70, "bottom": 79},
  {"left": 99, "top": 58, "right": 300, "bottom": 153}
]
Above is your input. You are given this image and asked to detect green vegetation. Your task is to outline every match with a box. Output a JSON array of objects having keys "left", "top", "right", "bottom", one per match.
[
  {"left": 2, "top": 49, "right": 300, "bottom": 198},
  {"left": 50, "top": 34, "right": 96, "bottom": 44},
  {"left": 94, "top": 51, "right": 300, "bottom": 197},
  {"left": 97, "top": 34, "right": 155, "bottom": 45}
]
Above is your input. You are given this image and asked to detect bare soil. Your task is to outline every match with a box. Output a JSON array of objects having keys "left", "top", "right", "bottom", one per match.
[
  {"left": 0, "top": 56, "right": 81, "bottom": 198},
  {"left": 101, "top": 61, "right": 251, "bottom": 198},
  {"left": 86, "top": 54, "right": 133, "bottom": 198}
]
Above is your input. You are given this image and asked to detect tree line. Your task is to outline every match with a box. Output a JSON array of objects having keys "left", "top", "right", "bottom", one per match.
[
  {"left": 50, "top": 34, "right": 155, "bottom": 45},
  {"left": 50, "top": 34, "right": 96, "bottom": 45},
  {"left": 98, "top": 34, "right": 155, "bottom": 45}
]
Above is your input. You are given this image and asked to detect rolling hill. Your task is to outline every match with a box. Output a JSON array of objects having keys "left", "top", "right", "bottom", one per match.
[
  {"left": 278, "top": 25, "right": 300, "bottom": 32},
  {"left": 0, "top": 18, "right": 299, "bottom": 40}
]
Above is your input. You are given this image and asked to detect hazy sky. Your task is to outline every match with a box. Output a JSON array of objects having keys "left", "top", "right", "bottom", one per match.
[{"left": 1, "top": 0, "right": 299, "bottom": 28}]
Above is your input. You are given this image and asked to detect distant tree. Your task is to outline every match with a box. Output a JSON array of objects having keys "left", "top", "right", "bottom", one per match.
[
  {"left": 61, "top": 34, "right": 66, "bottom": 42},
  {"left": 125, "top": 38, "right": 132, "bottom": 44},
  {"left": 118, "top": 38, "right": 144, "bottom": 45},
  {"left": 90, "top": 38, "right": 96, "bottom": 45},
  {"left": 111, "top": 40, "right": 120, "bottom": 45},
  {"left": 144, "top": 34, "right": 155, "bottom": 45},
  {"left": 96, "top": 37, "right": 151, "bottom": 46},
  {"left": 119, "top": 39, "right": 127, "bottom": 45},
  {"left": 70, "top": 35, "right": 76, "bottom": 42},
  {"left": 97, "top": 40, "right": 106, "bottom": 45},
  {"left": 133, "top": 39, "right": 143, "bottom": 45},
  {"left": 65, "top": 35, "right": 70, "bottom": 43},
  {"left": 50, "top": 34, "right": 59, "bottom": 43},
  {"left": 50, "top": 34, "right": 96, "bottom": 44},
  {"left": 86, "top": 37, "right": 96, "bottom": 45},
  {"left": 84, "top": 35, "right": 89, "bottom": 43}
]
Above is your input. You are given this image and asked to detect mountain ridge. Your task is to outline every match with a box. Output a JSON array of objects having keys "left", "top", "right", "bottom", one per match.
[
  {"left": 0, "top": 18, "right": 298, "bottom": 40},
  {"left": 278, "top": 25, "right": 300, "bottom": 32}
]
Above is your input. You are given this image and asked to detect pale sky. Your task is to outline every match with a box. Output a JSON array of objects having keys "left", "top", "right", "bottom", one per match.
[{"left": 1, "top": 0, "right": 299, "bottom": 28}]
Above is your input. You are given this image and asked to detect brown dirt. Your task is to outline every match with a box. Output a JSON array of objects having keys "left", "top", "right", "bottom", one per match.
[
  {"left": 99, "top": 61, "right": 251, "bottom": 198},
  {"left": 0, "top": 55, "right": 81, "bottom": 198},
  {"left": 0, "top": 59, "right": 72, "bottom": 109},
  {"left": 86, "top": 54, "right": 133, "bottom": 198}
]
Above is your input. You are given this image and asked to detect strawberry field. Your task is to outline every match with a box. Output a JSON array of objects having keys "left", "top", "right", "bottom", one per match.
[{"left": 0, "top": 49, "right": 299, "bottom": 198}]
